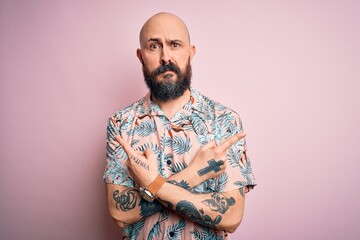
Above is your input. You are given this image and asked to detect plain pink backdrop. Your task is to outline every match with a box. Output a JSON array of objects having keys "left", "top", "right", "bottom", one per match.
[{"left": 1, "top": 1, "right": 359, "bottom": 239}]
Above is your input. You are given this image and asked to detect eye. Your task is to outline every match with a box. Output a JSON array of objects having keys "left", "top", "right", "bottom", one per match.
[
  {"left": 150, "top": 44, "right": 160, "bottom": 50},
  {"left": 172, "top": 42, "right": 180, "bottom": 48}
]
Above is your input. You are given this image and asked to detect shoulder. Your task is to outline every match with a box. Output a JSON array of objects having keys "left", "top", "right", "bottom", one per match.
[
  {"left": 107, "top": 96, "right": 147, "bottom": 129},
  {"left": 196, "top": 89, "right": 241, "bottom": 121}
]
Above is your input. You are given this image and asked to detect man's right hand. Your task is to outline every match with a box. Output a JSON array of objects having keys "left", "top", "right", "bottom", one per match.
[{"left": 181, "top": 132, "right": 246, "bottom": 188}]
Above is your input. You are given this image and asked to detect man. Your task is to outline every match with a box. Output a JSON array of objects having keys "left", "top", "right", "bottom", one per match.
[{"left": 103, "top": 12, "right": 256, "bottom": 239}]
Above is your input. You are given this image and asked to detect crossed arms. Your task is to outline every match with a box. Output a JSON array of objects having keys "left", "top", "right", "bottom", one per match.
[{"left": 106, "top": 132, "right": 247, "bottom": 233}]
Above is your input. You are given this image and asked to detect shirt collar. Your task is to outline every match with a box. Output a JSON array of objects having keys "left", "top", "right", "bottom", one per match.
[{"left": 137, "top": 87, "right": 207, "bottom": 119}]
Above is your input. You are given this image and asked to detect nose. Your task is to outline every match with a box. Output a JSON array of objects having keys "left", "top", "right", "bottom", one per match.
[{"left": 160, "top": 47, "right": 171, "bottom": 65}]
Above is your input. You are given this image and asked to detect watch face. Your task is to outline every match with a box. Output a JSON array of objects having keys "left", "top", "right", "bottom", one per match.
[{"left": 139, "top": 187, "right": 154, "bottom": 202}]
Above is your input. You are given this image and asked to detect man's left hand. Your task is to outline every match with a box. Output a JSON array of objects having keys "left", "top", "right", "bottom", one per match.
[{"left": 114, "top": 135, "right": 158, "bottom": 187}]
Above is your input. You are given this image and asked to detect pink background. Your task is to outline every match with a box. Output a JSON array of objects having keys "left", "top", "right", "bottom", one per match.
[{"left": 1, "top": 1, "right": 359, "bottom": 239}]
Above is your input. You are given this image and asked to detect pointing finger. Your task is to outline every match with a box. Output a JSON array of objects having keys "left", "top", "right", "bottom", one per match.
[
  {"left": 114, "top": 134, "right": 136, "bottom": 159},
  {"left": 217, "top": 132, "right": 246, "bottom": 152}
]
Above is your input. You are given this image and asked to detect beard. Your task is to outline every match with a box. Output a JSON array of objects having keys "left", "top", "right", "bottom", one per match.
[{"left": 142, "top": 59, "right": 192, "bottom": 102}]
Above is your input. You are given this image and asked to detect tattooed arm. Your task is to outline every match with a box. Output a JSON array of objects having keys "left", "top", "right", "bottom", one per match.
[
  {"left": 158, "top": 181, "right": 245, "bottom": 233},
  {"left": 109, "top": 132, "right": 247, "bottom": 231},
  {"left": 106, "top": 161, "right": 226, "bottom": 228}
]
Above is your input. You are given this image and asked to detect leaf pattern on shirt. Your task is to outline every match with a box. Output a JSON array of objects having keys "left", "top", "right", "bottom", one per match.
[
  {"left": 126, "top": 218, "right": 144, "bottom": 240},
  {"left": 215, "top": 173, "right": 228, "bottom": 192},
  {"left": 168, "top": 161, "right": 188, "bottom": 174},
  {"left": 127, "top": 119, "right": 156, "bottom": 137},
  {"left": 147, "top": 221, "right": 162, "bottom": 240},
  {"left": 189, "top": 113, "right": 208, "bottom": 136},
  {"left": 164, "top": 219, "right": 186, "bottom": 240},
  {"left": 216, "top": 111, "right": 235, "bottom": 131},
  {"left": 191, "top": 226, "right": 224, "bottom": 240},
  {"left": 103, "top": 88, "right": 257, "bottom": 239},
  {"left": 165, "top": 136, "right": 191, "bottom": 155},
  {"left": 227, "top": 146, "right": 241, "bottom": 168}
]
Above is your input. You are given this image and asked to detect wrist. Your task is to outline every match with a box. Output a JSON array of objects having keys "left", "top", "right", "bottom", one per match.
[{"left": 139, "top": 175, "right": 165, "bottom": 202}]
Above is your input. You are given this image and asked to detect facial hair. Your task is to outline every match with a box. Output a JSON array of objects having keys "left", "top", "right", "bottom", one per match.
[{"left": 142, "top": 60, "right": 192, "bottom": 102}]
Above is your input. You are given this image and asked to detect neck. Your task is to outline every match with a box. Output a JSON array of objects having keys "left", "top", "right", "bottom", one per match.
[{"left": 151, "top": 89, "right": 191, "bottom": 119}]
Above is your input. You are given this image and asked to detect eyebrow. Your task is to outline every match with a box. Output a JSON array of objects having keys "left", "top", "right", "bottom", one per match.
[{"left": 146, "top": 38, "right": 184, "bottom": 44}]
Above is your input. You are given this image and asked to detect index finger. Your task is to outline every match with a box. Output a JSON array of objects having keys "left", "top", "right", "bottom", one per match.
[
  {"left": 114, "top": 134, "right": 136, "bottom": 158},
  {"left": 217, "top": 132, "right": 246, "bottom": 152}
]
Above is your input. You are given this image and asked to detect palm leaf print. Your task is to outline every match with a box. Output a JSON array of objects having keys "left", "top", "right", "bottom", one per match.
[
  {"left": 227, "top": 146, "right": 241, "bottom": 168},
  {"left": 127, "top": 119, "right": 156, "bottom": 137},
  {"left": 234, "top": 180, "right": 248, "bottom": 188},
  {"left": 216, "top": 111, "right": 235, "bottom": 132},
  {"left": 189, "top": 114, "right": 207, "bottom": 135},
  {"left": 128, "top": 219, "right": 145, "bottom": 240},
  {"left": 161, "top": 209, "right": 169, "bottom": 221},
  {"left": 215, "top": 173, "right": 228, "bottom": 192},
  {"left": 165, "top": 219, "right": 186, "bottom": 240},
  {"left": 168, "top": 162, "right": 188, "bottom": 174},
  {"left": 147, "top": 220, "right": 162, "bottom": 240},
  {"left": 191, "top": 226, "right": 224, "bottom": 240},
  {"left": 165, "top": 136, "right": 191, "bottom": 155}
]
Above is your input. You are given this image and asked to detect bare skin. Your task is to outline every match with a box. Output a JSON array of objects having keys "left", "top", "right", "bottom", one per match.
[
  {"left": 108, "top": 132, "right": 247, "bottom": 232},
  {"left": 136, "top": 12, "right": 196, "bottom": 119},
  {"left": 106, "top": 12, "right": 248, "bottom": 233}
]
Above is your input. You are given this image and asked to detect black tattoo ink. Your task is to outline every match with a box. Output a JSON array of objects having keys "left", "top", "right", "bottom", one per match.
[
  {"left": 139, "top": 198, "right": 162, "bottom": 218},
  {"left": 201, "top": 193, "right": 235, "bottom": 214},
  {"left": 175, "top": 200, "right": 221, "bottom": 228},
  {"left": 167, "top": 180, "right": 190, "bottom": 189},
  {"left": 158, "top": 197, "right": 174, "bottom": 209},
  {"left": 130, "top": 155, "right": 149, "bottom": 170},
  {"left": 197, "top": 159, "right": 224, "bottom": 176},
  {"left": 239, "top": 187, "right": 245, "bottom": 198},
  {"left": 113, "top": 189, "right": 138, "bottom": 211}
]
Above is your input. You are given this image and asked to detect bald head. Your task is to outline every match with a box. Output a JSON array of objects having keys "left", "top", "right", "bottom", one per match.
[{"left": 139, "top": 12, "right": 191, "bottom": 48}]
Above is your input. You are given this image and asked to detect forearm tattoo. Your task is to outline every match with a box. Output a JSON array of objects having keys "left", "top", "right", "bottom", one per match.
[
  {"left": 113, "top": 188, "right": 162, "bottom": 217},
  {"left": 130, "top": 155, "right": 149, "bottom": 170},
  {"left": 139, "top": 198, "right": 162, "bottom": 218},
  {"left": 197, "top": 159, "right": 224, "bottom": 176},
  {"left": 113, "top": 188, "right": 138, "bottom": 211},
  {"left": 201, "top": 193, "right": 235, "bottom": 214},
  {"left": 175, "top": 200, "right": 222, "bottom": 228},
  {"left": 167, "top": 180, "right": 190, "bottom": 189}
]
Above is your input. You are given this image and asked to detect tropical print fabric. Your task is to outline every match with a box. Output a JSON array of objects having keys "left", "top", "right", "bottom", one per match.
[{"left": 103, "top": 88, "right": 256, "bottom": 239}]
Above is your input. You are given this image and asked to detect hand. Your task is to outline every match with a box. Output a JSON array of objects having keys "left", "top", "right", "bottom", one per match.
[
  {"left": 114, "top": 135, "right": 158, "bottom": 188},
  {"left": 186, "top": 132, "right": 246, "bottom": 186}
]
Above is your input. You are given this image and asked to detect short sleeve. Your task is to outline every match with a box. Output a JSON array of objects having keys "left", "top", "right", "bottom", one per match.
[
  {"left": 216, "top": 113, "right": 256, "bottom": 192},
  {"left": 102, "top": 116, "right": 134, "bottom": 187}
]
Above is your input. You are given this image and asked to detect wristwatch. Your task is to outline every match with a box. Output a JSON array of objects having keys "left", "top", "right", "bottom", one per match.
[{"left": 139, "top": 175, "right": 165, "bottom": 202}]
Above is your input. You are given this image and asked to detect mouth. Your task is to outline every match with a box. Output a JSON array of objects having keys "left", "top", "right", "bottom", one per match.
[{"left": 159, "top": 71, "right": 175, "bottom": 80}]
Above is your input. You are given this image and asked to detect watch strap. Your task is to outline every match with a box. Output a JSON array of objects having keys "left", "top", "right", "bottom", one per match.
[{"left": 147, "top": 175, "right": 165, "bottom": 197}]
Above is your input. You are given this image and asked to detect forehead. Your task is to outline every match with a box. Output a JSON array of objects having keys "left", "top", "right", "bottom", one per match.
[{"left": 140, "top": 14, "right": 190, "bottom": 45}]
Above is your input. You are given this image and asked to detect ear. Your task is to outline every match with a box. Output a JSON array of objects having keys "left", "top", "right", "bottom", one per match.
[
  {"left": 189, "top": 45, "right": 196, "bottom": 62},
  {"left": 136, "top": 49, "right": 144, "bottom": 65}
]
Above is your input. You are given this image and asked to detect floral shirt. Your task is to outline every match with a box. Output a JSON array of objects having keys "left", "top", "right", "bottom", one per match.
[{"left": 103, "top": 88, "right": 256, "bottom": 240}]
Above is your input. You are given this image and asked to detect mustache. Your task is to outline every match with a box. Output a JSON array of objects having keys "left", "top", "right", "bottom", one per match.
[{"left": 150, "top": 62, "right": 181, "bottom": 77}]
